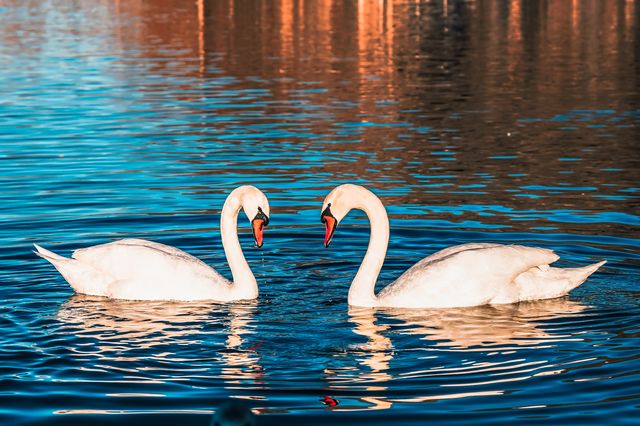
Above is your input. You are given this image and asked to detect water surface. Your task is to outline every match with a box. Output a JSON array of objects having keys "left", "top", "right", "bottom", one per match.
[{"left": 0, "top": 1, "right": 639, "bottom": 425}]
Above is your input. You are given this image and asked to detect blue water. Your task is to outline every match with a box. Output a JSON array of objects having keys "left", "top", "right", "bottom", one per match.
[{"left": 1, "top": 1, "right": 639, "bottom": 425}]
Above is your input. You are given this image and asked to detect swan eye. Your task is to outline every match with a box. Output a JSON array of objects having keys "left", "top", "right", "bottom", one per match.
[
  {"left": 321, "top": 205, "right": 338, "bottom": 247},
  {"left": 254, "top": 208, "right": 269, "bottom": 226},
  {"left": 320, "top": 203, "right": 334, "bottom": 223}
]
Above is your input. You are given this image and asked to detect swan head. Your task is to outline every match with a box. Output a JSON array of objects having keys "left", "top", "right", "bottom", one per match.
[
  {"left": 233, "top": 185, "right": 270, "bottom": 248},
  {"left": 320, "top": 184, "right": 365, "bottom": 247}
]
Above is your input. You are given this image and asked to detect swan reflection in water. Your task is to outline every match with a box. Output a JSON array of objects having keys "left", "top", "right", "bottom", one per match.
[
  {"left": 383, "top": 298, "right": 588, "bottom": 350},
  {"left": 57, "top": 295, "right": 219, "bottom": 354},
  {"left": 325, "top": 298, "right": 587, "bottom": 411},
  {"left": 56, "top": 296, "right": 264, "bottom": 412}
]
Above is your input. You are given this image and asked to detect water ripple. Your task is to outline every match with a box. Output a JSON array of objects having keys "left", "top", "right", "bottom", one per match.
[{"left": 0, "top": 1, "right": 638, "bottom": 425}]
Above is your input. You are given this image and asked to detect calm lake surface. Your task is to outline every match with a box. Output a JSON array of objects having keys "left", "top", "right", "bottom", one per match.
[{"left": 1, "top": 0, "right": 639, "bottom": 425}]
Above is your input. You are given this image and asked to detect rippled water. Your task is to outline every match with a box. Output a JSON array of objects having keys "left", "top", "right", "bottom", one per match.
[{"left": 1, "top": 1, "right": 639, "bottom": 425}]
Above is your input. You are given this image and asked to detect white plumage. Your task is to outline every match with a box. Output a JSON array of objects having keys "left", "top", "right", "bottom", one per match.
[
  {"left": 34, "top": 186, "right": 270, "bottom": 302},
  {"left": 321, "top": 184, "right": 606, "bottom": 308}
]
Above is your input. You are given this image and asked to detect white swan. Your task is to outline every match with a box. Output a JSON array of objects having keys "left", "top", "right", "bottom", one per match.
[
  {"left": 320, "top": 184, "right": 606, "bottom": 308},
  {"left": 34, "top": 185, "right": 270, "bottom": 302}
]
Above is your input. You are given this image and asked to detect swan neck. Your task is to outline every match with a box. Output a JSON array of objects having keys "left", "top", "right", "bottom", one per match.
[
  {"left": 349, "top": 190, "right": 389, "bottom": 307},
  {"left": 221, "top": 193, "right": 257, "bottom": 297}
]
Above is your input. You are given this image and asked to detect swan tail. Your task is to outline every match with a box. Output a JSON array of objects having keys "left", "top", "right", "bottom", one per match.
[
  {"left": 563, "top": 260, "right": 607, "bottom": 292},
  {"left": 514, "top": 260, "right": 606, "bottom": 302},
  {"left": 33, "top": 243, "right": 111, "bottom": 296},
  {"left": 34, "top": 243, "right": 78, "bottom": 286},
  {"left": 33, "top": 243, "right": 67, "bottom": 262}
]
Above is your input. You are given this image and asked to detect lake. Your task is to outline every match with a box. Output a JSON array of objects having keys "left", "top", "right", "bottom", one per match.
[{"left": 0, "top": 0, "right": 638, "bottom": 425}]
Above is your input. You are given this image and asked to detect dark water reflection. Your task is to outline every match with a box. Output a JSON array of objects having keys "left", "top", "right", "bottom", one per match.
[{"left": 0, "top": 0, "right": 639, "bottom": 425}]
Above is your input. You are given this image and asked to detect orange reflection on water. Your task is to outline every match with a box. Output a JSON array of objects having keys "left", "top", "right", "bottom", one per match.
[
  {"left": 4, "top": 0, "right": 635, "bottom": 227},
  {"left": 322, "top": 299, "right": 589, "bottom": 411}
]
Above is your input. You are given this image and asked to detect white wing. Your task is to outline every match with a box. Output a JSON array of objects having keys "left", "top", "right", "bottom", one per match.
[
  {"left": 400, "top": 243, "right": 503, "bottom": 275},
  {"left": 73, "top": 238, "right": 226, "bottom": 283},
  {"left": 71, "top": 239, "right": 229, "bottom": 300},
  {"left": 377, "top": 244, "right": 559, "bottom": 308}
]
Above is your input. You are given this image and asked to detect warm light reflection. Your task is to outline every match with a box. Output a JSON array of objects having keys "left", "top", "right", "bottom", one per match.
[
  {"left": 507, "top": 0, "right": 522, "bottom": 41},
  {"left": 323, "top": 298, "right": 588, "bottom": 411},
  {"left": 571, "top": 0, "right": 579, "bottom": 32},
  {"left": 383, "top": 298, "right": 586, "bottom": 349},
  {"left": 197, "top": 0, "right": 205, "bottom": 75},
  {"left": 84, "top": 0, "right": 638, "bottom": 215},
  {"left": 0, "top": 0, "right": 636, "bottom": 419},
  {"left": 626, "top": 0, "right": 635, "bottom": 39},
  {"left": 220, "top": 305, "right": 265, "bottom": 387},
  {"left": 348, "top": 307, "right": 394, "bottom": 388},
  {"left": 57, "top": 295, "right": 214, "bottom": 354},
  {"left": 56, "top": 295, "right": 263, "bottom": 387}
]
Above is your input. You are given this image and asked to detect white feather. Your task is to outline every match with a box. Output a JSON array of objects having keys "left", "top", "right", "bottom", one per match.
[
  {"left": 322, "top": 184, "right": 606, "bottom": 309},
  {"left": 34, "top": 186, "right": 269, "bottom": 302}
]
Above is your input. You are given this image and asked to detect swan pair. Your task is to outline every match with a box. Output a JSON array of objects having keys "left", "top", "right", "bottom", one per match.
[{"left": 35, "top": 184, "right": 605, "bottom": 308}]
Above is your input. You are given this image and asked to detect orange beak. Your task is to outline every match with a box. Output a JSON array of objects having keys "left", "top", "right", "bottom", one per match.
[
  {"left": 322, "top": 214, "right": 337, "bottom": 248},
  {"left": 252, "top": 218, "right": 266, "bottom": 248}
]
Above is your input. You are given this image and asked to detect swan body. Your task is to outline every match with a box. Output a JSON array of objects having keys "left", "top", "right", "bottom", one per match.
[
  {"left": 35, "top": 185, "right": 270, "bottom": 302},
  {"left": 321, "top": 184, "right": 605, "bottom": 309}
]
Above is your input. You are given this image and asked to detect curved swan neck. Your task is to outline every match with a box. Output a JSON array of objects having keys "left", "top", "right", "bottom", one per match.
[
  {"left": 220, "top": 191, "right": 257, "bottom": 297},
  {"left": 348, "top": 188, "right": 389, "bottom": 307}
]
